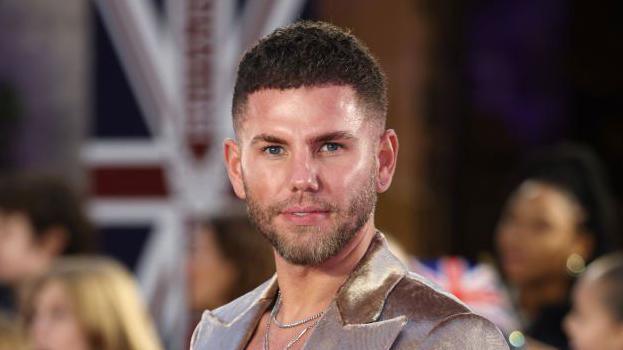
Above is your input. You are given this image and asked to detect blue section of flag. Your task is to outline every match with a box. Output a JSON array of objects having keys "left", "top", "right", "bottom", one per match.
[
  {"left": 99, "top": 225, "right": 152, "bottom": 271},
  {"left": 91, "top": 4, "right": 150, "bottom": 139}
]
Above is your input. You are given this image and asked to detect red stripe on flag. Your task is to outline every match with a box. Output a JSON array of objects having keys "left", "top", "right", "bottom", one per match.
[{"left": 90, "top": 166, "right": 168, "bottom": 197}]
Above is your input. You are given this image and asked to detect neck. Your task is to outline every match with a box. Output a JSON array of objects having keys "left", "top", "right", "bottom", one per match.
[
  {"left": 273, "top": 220, "right": 377, "bottom": 323},
  {"left": 517, "top": 277, "right": 571, "bottom": 320}
]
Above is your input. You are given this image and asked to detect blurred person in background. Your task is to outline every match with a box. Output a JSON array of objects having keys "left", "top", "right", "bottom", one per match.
[
  {"left": 564, "top": 252, "right": 623, "bottom": 350},
  {"left": 496, "top": 144, "right": 618, "bottom": 349},
  {"left": 0, "top": 175, "right": 94, "bottom": 315},
  {"left": 186, "top": 214, "right": 275, "bottom": 327},
  {"left": 0, "top": 313, "right": 27, "bottom": 350},
  {"left": 22, "top": 256, "right": 162, "bottom": 350}
]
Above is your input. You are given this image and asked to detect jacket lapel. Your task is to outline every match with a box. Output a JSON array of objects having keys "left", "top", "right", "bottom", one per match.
[
  {"left": 193, "top": 233, "right": 409, "bottom": 350},
  {"left": 192, "top": 276, "right": 278, "bottom": 350},
  {"left": 305, "top": 301, "right": 407, "bottom": 350},
  {"left": 305, "top": 232, "right": 409, "bottom": 349},
  {"left": 336, "top": 232, "right": 406, "bottom": 324}
]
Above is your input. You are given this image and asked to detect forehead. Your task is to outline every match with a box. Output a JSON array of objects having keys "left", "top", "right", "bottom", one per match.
[
  {"left": 237, "top": 85, "right": 370, "bottom": 141},
  {"left": 37, "top": 279, "right": 69, "bottom": 304},
  {"left": 512, "top": 181, "right": 575, "bottom": 208}
]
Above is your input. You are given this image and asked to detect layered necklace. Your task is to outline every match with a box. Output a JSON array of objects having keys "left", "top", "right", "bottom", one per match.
[{"left": 263, "top": 292, "right": 327, "bottom": 350}]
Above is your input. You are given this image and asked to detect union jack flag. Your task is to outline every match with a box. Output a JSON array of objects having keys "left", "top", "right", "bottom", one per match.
[
  {"left": 86, "top": 1, "right": 310, "bottom": 349},
  {"left": 409, "top": 256, "right": 519, "bottom": 334}
]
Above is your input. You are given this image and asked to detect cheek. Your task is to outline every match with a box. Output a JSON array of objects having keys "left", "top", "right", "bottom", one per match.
[
  {"left": 320, "top": 152, "right": 374, "bottom": 189},
  {"left": 53, "top": 321, "right": 85, "bottom": 347},
  {"left": 0, "top": 230, "right": 35, "bottom": 279},
  {"left": 497, "top": 230, "right": 574, "bottom": 284},
  {"left": 574, "top": 322, "right": 611, "bottom": 350},
  {"left": 494, "top": 224, "right": 514, "bottom": 253},
  {"left": 523, "top": 230, "right": 574, "bottom": 261},
  {"left": 540, "top": 235, "right": 580, "bottom": 274},
  {"left": 242, "top": 159, "right": 283, "bottom": 194},
  {"left": 527, "top": 235, "right": 566, "bottom": 261},
  {"left": 566, "top": 301, "right": 619, "bottom": 350},
  {"left": 34, "top": 315, "right": 87, "bottom": 350}
]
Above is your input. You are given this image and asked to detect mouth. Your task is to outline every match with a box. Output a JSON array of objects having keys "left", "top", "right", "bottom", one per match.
[{"left": 281, "top": 207, "right": 332, "bottom": 225}]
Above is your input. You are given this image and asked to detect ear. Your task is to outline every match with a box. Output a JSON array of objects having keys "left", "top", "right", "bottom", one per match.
[
  {"left": 224, "top": 138, "right": 246, "bottom": 199},
  {"left": 376, "top": 129, "right": 399, "bottom": 193},
  {"left": 38, "top": 227, "right": 68, "bottom": 257}
]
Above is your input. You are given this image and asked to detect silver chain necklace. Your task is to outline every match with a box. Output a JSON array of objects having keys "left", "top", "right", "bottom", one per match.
[
  {"left": 272, "top": 292, "right": 325, "bottom": 328},
  {"left": 263, "top": 292, "right": 326, "bottom": 350}
]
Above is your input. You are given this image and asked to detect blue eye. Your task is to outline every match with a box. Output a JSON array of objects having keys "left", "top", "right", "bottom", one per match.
[
  {"left": 320, "top": 143, "right": 341, "bottom": 152},
  {"left": 263, "top": 146, "right": 283, "bottom": 155}
]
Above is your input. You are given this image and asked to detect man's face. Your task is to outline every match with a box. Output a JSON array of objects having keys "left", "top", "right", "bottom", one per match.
[{"left": 226, "top": 85, "right": 391, "bottom": 266}]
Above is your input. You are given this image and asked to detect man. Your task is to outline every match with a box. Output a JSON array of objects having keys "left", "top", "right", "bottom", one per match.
[{"left": 191, "top": 21, "right": 508, "bottom": 349}]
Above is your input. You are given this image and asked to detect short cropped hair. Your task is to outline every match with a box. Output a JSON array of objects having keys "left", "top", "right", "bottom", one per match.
[{"left": 232, "top": 21, "right": 387, "bottom": 130}]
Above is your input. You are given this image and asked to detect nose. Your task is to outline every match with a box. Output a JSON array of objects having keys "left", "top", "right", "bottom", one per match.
[{"left": 289, "top": 151, "right": 319, "bottom": 193}]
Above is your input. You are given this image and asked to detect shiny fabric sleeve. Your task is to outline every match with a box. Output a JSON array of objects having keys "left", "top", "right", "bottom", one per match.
[{"left": 415, "top": 313, "right": 509, "bottom": 350}]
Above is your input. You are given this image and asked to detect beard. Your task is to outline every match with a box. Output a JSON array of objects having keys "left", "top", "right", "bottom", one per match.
[{"left": 244, "top": 171, "right": 377, "bottom": 266}]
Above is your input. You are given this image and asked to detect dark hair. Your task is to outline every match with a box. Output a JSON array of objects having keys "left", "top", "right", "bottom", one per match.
[
  {"left": 588, "top": 252, "right": 623, "bottom": 322},
  {"left": 0, "top": 175, "right": 94, "bottom": 255},
  {"left": 510, "top": 143, "right": 618, "bottom": 259},
  {"left": 202, "top": 215, "right": 274, "bottom": 301},
  {"left": 232, "top": 20, "right": 387, "bottom": 130}
]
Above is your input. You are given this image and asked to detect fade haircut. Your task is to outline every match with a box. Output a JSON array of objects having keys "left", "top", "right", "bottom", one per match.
[{"left": 232, "top": 21, "right": 387, "bottom": 131}]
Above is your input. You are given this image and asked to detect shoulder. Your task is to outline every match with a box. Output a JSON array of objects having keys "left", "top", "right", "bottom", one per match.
[
  {"left": 190, "top": 276, "right": 276, "bottom": 349},
  {"left": 384, "top": 271, "right": 470, "bottom": 322},
  {"left": 384, "top": 272, "right": 508, "bottom": 349},
  {"left": 415, "top": 312, "right": 509, "bottom": 349}
]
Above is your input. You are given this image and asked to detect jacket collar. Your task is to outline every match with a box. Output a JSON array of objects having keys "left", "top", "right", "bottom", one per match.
[
  {"left": 192, "top": 275, "right": 278, "bottom": 350},
  {"left": 335, "top": 231, "right": 407, "bottom": 324},
  {"left": 195, "top": 232, "right": 408, "bottom": 350},
  {"left": 303, "top": 232, "right": 408, "bottom": 349}
]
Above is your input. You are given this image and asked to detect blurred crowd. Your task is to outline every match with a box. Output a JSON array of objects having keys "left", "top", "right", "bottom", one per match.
[
  {"left": 0, "top": 143, "right": 620, "bottom": 350},
  {"left": 0, "top": 175, "right": 275, "bottom": 350},
  {"left": 2, "top": 0, "right": 622, "bottom": 348}
]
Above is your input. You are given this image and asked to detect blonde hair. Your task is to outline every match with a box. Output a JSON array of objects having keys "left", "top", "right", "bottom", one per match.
[
  {"left": 0, "top": 314, "right": 27, "bottom": 350},
  {"left": 23, "top": 256, "right": 163, "bottom": 350}
]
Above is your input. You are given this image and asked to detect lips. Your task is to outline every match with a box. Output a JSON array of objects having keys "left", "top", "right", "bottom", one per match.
[
  {"left": 281, "top": 206, "right": 331, "bottom": 225},
  {"left": 283, "top": 206, "right": 329, "bottom": 214}
]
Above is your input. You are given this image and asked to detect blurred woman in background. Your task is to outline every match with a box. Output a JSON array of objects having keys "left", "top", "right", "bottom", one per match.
[
  {"left": 495, "top": 144, "right": 618, "bottom": 349},
  {"left": 564, "top": 252, "right": 623, "bottom": 350},
  {"left": 22, "top": 256, "right": 162, "bottom": 350},
  {"left": 186, "top": 214, "right": 275, "bottom": 322}
]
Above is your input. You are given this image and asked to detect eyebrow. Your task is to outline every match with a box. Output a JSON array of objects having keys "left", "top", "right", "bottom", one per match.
[
  {"left": 250, "top": 131, "right": 357, "bottom": 146},
  {"left": 310, "top": 131, "right": 356, "bottom": 144},
  {"left": 250, "top": 134, "right": 287, "bottom": 145}
]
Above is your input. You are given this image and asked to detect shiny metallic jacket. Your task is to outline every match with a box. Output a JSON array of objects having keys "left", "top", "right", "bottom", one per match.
[{"left": 190, "top": 232, "right": 509, "bottom": 349}]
